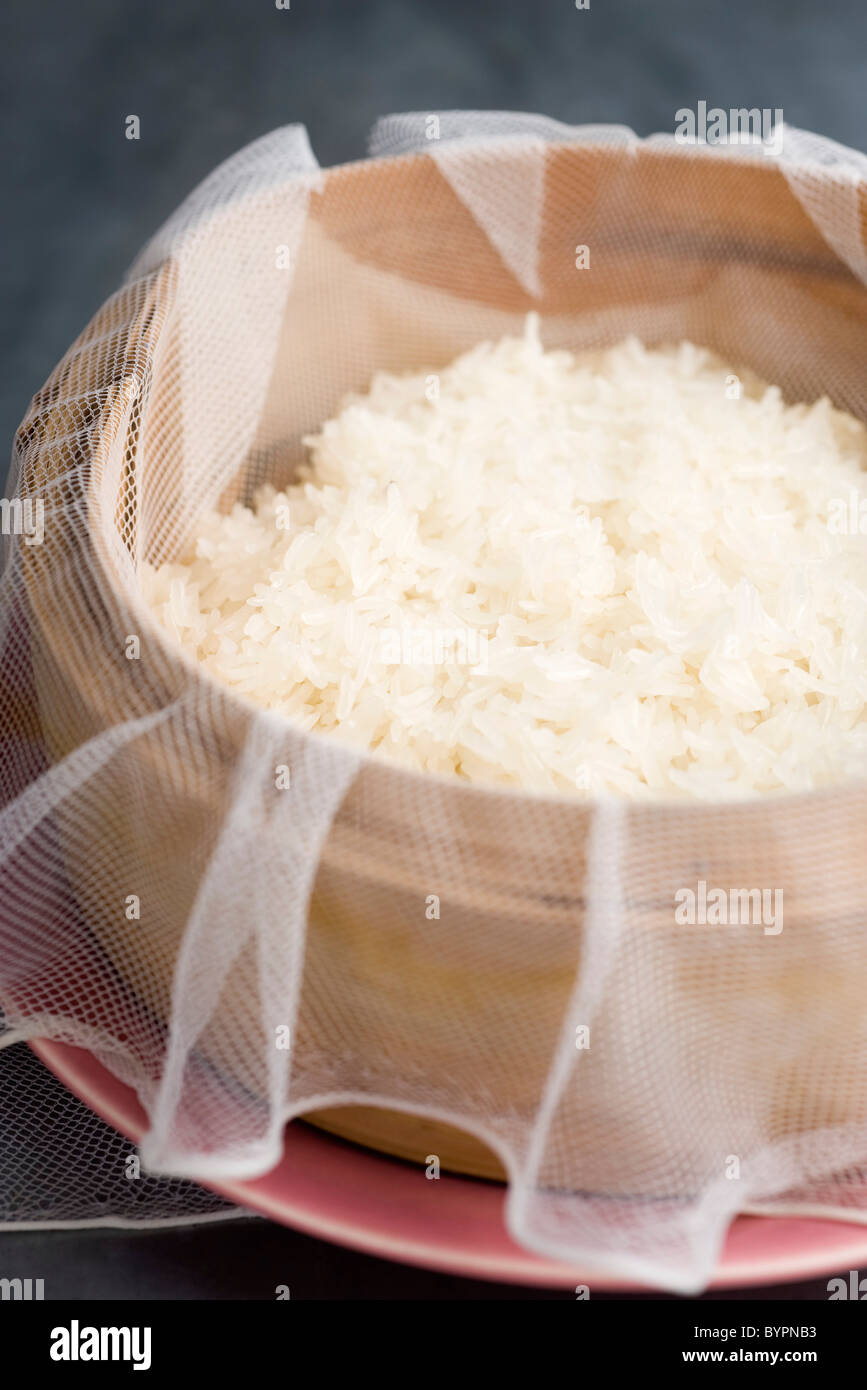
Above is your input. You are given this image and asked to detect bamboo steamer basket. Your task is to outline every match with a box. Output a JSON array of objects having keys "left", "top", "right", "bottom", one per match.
[{"left": 19, "top": 139, "right": 867, "bottom": 1186}]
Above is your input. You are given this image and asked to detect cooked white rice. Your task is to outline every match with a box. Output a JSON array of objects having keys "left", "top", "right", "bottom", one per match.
[{"left": 142, "top": 316, "right": 867, "bottom": 798}]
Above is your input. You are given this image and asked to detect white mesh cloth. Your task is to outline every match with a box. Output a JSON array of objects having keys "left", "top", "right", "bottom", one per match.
[{"left": 3, "top": 112, "right": 867, "bottom": 1293}]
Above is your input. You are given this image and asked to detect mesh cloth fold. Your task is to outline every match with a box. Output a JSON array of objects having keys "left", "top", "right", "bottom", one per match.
[{"left": 2, "top": 113, "right": 867, "bottom": 1293}]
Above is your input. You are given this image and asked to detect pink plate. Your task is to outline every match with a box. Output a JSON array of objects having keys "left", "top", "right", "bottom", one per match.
[{"left": 29, "top": 1037, "right": 867, "bottom": 1290}]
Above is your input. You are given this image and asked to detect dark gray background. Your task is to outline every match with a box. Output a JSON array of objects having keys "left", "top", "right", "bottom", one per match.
[{"left": 3, "top": 0, "right": 866, "bottom": 1300}]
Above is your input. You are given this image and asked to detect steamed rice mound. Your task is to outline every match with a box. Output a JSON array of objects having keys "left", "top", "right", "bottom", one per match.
[{"left": 142, "top": 318, "right": 867, "bottom": 799}]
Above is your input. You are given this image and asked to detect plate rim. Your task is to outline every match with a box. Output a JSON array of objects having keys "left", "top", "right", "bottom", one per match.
[{"left": 28, "top": 1037, "right": 867, "bottom": 1292}]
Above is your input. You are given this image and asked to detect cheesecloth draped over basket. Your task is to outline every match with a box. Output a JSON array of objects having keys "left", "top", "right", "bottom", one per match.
[{"left": 3, "top": 112, "right": 867, "bottom": 1293}]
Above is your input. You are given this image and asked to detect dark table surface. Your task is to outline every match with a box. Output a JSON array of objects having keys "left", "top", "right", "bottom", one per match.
[
  {"left": 3, "top": 1219, "right": 852, "bottom": 1301},
  {"left": 3, "top": 0, "right": 867, "bottom": 1300}
]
